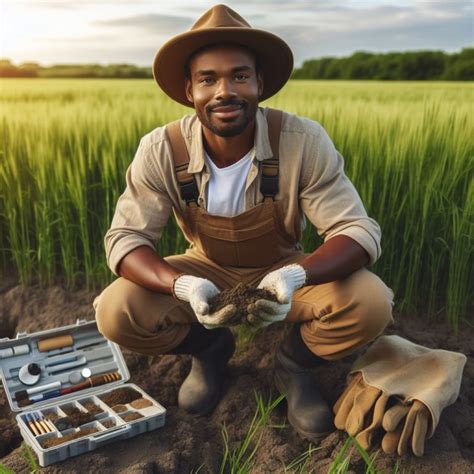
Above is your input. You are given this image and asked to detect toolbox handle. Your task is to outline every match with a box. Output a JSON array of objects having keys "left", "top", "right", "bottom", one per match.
[{"left": 89, "top": 425, "right": 132, "bottom": 448}]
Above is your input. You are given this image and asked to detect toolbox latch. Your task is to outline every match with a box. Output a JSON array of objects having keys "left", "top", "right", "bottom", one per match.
[
  {"left": 75, "top": 319, "right": 88, "bottom": 326},
  {"left": 15, "top": 331, "right": 28, "bottom": 339}
]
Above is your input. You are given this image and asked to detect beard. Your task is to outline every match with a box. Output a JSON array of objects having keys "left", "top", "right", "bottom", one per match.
[{"left": 198, "top": 99, "right": 257, "bottom": 137}]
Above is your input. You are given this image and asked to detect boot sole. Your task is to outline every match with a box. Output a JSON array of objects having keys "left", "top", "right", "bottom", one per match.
[{"left": 274, "top": 369, "right": 333, "bottom": 441}]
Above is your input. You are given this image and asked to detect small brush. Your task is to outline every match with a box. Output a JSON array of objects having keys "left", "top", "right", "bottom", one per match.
[{"left": 25, "top": 413, "right": 41, "bottom": 436}]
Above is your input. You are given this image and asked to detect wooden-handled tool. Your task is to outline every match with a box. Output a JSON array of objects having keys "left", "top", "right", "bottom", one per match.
[{"left": 18, "top": 371, "right": 121, "bottom": 406}]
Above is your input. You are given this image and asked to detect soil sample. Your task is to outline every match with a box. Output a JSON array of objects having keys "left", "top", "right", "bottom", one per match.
[
  {"left": 101, "top": 419, "right": 116, "bottom": 429},
  {"left": 99, "top": 387, "right": 142, "bottom": 407},
  {"left": 81, "top": 400, "right": 104, "bottom": 416},
  {"left": 208, "top": 282, "right": 278, "bottom": 325},
  {"left": 130, "top": 398, "right": 153, "bottom": 410},
  {"left": 45, "top": 412, "right": 71, "bottom": 431},
  {"left": 40, "top": 427, "right": 99, "bottom": 448},
  {"left": 121, "top": 412, "right": 144, "bottom": 422},
  {"left": 111, "top": 404, "right": 128, "bottom": 413},
  {"left": 60, "top": 405, "right": 95, "bottom": 427}
]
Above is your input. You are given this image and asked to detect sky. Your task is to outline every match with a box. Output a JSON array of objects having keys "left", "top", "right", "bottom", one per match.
[{"left": 1, "top": 1, "right": 473, "bottom": 67}]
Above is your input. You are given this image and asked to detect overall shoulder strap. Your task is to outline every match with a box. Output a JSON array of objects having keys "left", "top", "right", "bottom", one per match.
[
  {"left": 260, "top": 108, "right": 283, "bottom": 199},
  {"left": 165, "top": 119, "right": 199, "bottom": 206}
]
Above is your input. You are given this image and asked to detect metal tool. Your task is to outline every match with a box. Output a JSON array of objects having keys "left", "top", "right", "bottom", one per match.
[
  {"left": 15, "top": 381, "right": 61, "bottom": 402},
  {"left": 0, "top": 344, "right": 30, "bottom": 359},
  {"left": 20, "top": 371, "right": 121, "bottom": 405},
  {"left": 47, "top": 356, "right": 87, "bottom": 375},
  {"left": 18, "top": 363, "right": 41, "bottom": 386},
  {"left": 46, "top": 356, "right": 77, "bottom": 367}
]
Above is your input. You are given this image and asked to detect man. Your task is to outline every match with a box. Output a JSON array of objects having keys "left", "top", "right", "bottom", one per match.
[{"left": 95, "top": 4, "right": 394, "bottom": 441}]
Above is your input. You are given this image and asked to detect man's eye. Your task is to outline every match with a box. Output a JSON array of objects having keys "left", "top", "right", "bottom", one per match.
[
  {"left": 200, "top": 77, "right": 215, "bottom": 84},
  {"left": 235, "top": 74, "right": 248, "bottom": 81}
]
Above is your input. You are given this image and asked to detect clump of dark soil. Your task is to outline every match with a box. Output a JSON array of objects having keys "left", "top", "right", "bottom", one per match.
[
  {"left": 40, "top": 427, "right": 99, "bottom": 449},
  {"left": 101, "top": 419, "right": 116, "bottom": 429},
  {"left": 111, "top": 404, "right": 127, "bottom": 413},
  {"left": 99, "top": 387, "right": 142, "bottom": 407},
  {"left": 80, "top": 400, "right": 104, "bottom": 416},
  {"left": 121, "top": 412, "right": 143, "bottom": 422},
  {"left": 60, "top": 405, "right": 95, "bottom": 427},
  {"left": 44, "top": 412, "right": 71, "bottom": 431},
  {"left": 209, "top": 282, "right": 278, "bottom": 324}
]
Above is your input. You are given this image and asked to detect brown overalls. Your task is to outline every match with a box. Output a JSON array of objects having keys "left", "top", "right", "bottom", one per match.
[{"left": 94, "top": 109, "right": 393, "bottom": 360}]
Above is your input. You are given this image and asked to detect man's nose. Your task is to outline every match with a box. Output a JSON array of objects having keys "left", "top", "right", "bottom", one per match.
[{"left": 215, "top": 78, "right": 237, "bottom": 100}]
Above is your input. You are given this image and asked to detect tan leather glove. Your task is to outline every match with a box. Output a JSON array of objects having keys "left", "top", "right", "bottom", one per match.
[
  {"left": 381, "top": 400, "right": 430, "bottom": 457},
  {"left": 355, "top": 391, "right": 390, "bottom": 450},
  {"left": 333, "top": 373, "right": 383, "bottom": 436}
]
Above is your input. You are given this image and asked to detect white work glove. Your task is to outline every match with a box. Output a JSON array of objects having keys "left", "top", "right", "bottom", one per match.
[
  {"left": 173, "top": 275, "right": 237, "bottom": 329},
  {"left": 247, "top": 264, "right": 307, "bottom": 329}
]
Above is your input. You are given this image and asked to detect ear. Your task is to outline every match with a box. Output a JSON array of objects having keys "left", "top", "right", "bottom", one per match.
[
  {"left": 185, "top": 78, "right": 194, "bottom": 104},
  {"left": 257, "top": 72, "right": 264, "bottom": 99}
]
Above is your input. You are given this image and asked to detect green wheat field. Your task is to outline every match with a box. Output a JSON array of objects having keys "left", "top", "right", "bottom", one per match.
[{"left": 0, "top": 79, "right": 472, "bottom": 330}]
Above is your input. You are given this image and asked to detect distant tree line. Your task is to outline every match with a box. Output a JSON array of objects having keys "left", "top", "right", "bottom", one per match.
[
  {"left": 0, "top": 59, "right": 151, "bottom": 78},
  {"left": 1, "top": 48, "right": 473, "bottom": 80},
  {"left": 292, "top": 48, "right": 474, "bottom": 81}
]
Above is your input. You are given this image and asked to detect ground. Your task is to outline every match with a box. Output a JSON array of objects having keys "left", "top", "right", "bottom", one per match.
[{"left": 0, "top": 280, "right": 473, "bottom": 473}]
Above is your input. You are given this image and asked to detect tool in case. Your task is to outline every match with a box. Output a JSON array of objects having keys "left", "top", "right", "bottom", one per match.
[{"left": 0, "top": 319, "right": 166, "bottom": 467}]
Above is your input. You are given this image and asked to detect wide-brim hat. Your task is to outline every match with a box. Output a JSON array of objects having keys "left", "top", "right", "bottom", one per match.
[{"left": 153, "top": 4, "right": 294, "bottom": 107}]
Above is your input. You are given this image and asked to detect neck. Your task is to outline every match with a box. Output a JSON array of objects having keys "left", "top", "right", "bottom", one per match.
[{"left": 202, "top": 119, "right": 255, "bottom": 168}]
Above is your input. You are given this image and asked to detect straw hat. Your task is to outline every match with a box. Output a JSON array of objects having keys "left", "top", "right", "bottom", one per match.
[{"left": 153, "top": 4, "right": 293, "bottom": 107}]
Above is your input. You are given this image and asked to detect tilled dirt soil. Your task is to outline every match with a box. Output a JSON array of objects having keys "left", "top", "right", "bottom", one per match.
[{"left": 0, "top": 281, "right": 473, "bottom": 473}]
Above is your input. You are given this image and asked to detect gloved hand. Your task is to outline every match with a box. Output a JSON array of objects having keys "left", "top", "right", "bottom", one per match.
[
  {"left": 246, "top": 264, "right": 307, "bottom": 329},
  {"left": 381, "top": 400, "right": 430, "bottom": 457},
  {"left": 173, "top": 274, "right": 237, "bottom": 329}
]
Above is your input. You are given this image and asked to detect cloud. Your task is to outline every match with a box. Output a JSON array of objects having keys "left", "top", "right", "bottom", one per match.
[
  {"left": 93, "top": 13, "right": 194, "bottom": 35},
  {"left": 4, "top": 0, "right": 472, "bottom": 66}
]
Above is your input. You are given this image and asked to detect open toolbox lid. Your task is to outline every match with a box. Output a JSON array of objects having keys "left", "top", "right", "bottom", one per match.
[{"left": 0, "top": 319, "right": 130, "bottom": 413}]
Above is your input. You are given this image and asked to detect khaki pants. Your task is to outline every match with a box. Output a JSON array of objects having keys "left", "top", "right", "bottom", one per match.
[{"left": 94, "top": 248, "right": 394, "bottom": 361}]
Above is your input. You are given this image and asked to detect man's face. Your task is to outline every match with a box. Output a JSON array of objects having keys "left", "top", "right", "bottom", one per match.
[{"left": 185, "top": 44, "right": 263, "bottom": 137}]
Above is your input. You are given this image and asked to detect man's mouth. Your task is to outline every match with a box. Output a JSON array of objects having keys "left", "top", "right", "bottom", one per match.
[{"left": 210, "top": 104, "right": 244, "bottom": 120}]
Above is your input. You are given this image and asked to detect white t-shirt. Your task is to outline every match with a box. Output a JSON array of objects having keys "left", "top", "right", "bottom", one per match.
[{"left": 204, "top": 149, "right": 253, "bottom": 217}]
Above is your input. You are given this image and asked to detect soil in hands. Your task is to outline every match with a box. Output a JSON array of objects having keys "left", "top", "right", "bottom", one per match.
[{"left": 208, "top": 282, "right": 278, "bottom": 324}]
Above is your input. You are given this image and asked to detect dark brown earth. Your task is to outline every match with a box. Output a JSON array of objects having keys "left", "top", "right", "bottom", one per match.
[
  {"left": 209, "top": 282, "right": 278, "bottom": 324},
  {"left": 80, "top": 400, "right": 103, "bottom": 416},
  {"left": 0, "top": 281, "right": 473, "bottom": 473},
  {"left": 98, "top": 387, "right": 142, "bottom": 407},
  {"left": 41, "top": 427, "right": 99, "bottom": 449},
  {"left": 60, "top": 405, "right": 96, "bottom": 428}
]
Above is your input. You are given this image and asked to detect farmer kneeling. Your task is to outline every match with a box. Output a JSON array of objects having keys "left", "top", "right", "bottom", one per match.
[{"left": 94, "top": 4, "right": 394, "bottom": 441}]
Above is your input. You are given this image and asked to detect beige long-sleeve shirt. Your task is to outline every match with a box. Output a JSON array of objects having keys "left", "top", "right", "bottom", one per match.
[{"left": 105, "top": 107, "right": 381, "bottom": 275}]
